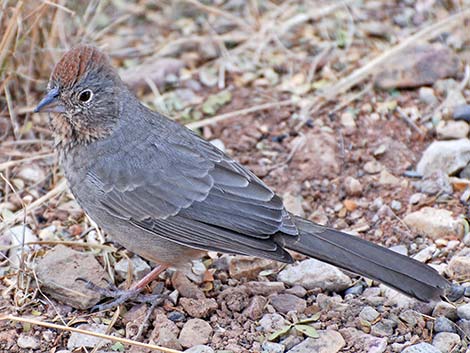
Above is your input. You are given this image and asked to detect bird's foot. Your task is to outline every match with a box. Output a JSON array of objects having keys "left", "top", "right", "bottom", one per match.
[{"left": 77, "top": 278, "right": 165, "bottom": 312}]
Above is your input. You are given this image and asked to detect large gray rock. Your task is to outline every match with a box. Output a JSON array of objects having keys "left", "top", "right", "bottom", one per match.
[
  {"left": 35, "top": 245, "right": 108, "bottom": 309},
  {"left": 287, "top": 331, "right": 345, "bottom": 353},
  {"left": 416, "top": 139, "right": 470, "bottom": 176},
  {"left": 278, "top": 259, "right": 352, "bottom": 292}
]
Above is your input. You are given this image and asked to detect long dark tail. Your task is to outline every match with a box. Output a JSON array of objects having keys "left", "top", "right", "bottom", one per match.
[{"left": 277, "top": 217, "right": 450, "bottom": 302}]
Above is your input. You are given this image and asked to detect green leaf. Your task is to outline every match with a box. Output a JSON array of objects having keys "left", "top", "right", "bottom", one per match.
[
  {"left": 294, "top": 324, "right": 319, "bottom": 338},
  {"left": 110, "top": 342, "right": 125, "bottom": 352},
  {"left": 268, "top": 325, "right": 292, "bottom": 341},
  {"left": 297, "top": 312, "right": 321, "bottom": 324}
]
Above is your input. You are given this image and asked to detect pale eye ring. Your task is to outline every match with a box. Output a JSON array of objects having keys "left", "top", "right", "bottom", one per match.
[{"left": 78, "top": 89, "right": 93, "bottom": 103}]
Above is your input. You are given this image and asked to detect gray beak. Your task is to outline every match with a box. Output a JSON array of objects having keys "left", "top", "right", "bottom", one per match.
[{"left": 34, "top": 87, "right": 66, "bottom": 113}]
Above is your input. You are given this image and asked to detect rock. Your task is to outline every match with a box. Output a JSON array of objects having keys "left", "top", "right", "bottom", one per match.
[
  {"left": 180, "top": 298, "right": 218, "bottom": 318},
  {"left": 409, "top": 193, "right": 426, "bottom": 205},
  {"left": 340, "top": 111, "right": 356, "bottom": 128},
  {"left": 67, "top": 324, "right": 111, "bottom": 349},
  {"left": 399, "top": 310, "right": 421, "bottom": 327},
  {"left": 262, "top": 341, "right": 285, "bottom": 353},
  {"left": 286, "top": 331, "right": 345, "bottom": 353},
  {"left": 457, "top": 303, "right": 470, "bottom": 320},
  {"left": 282, "top": 192, "right": 305, "bottom": 217},
  {"left": 18, "top": 164, "right": 45, "bottom": 182},
  {"left": 114, "top": 256, "right": 151, "bottom": 281},
  {"left": 220, "top": 287, "right": 249, "bottom": 312},
  {"left": 168, "top": 310, "right": 186, "bottom": 322},
  {"left": 390, "top": 200, "right": 402, "bottom": 211},
  {"left": 380, "top": 285, "right": 415, "bottom": 309},
  {"left": 185, "top": 345, "right": 215, "bottom": 353},
  {"left": 259, "top": 313, "right": 287, "bottom": 333},
  {"left": 17, "top": 334, "right": 40, "bottom": 349},
  {"left": 453, "top": 104, "right": 470, "bottom": 121},
  {"left": 446, "top": 249, "right": 470, "bottom": 280},
  {"left": 413, "top": 245, "right": 436, "bottom": 263},
  {"left": 229, "top": 256, "right": 279, "bottom": 280},
  {"left": 209, "top": 139, "right": 225, "bottom": 152},
  {"left": 278, "top": 259, "right": 352, "bottom": 292},
  {"left": 247, "top": 281, "right": 285, "bottom": 296},
  {"left": 339, "top": 327, "right": 387, "bottom": 353},
  {"left": 270, "top": 294, "right": 306, "bottom": 314},
  {"left": 390, "top": 244, "right": 408, "bottom": 256},
  {"left": 456, "top": 319, "right": 470, "bottom": 337},
  {"left": 243, "top": 295, "right": 267, "bottom": 320},
  {"left": 403, "top": 207, "right": 464, "bottom": 239},
  {"left": 172, "top": 271, "right": 205, "bottom": 299},
  {"left": 364, "top": 160, "right": 383, "bottom": 174},
  {"left": 35, "top": 245, "right": 108, "bottom": 309},
  {"left": 419, "top": 87, "right": 438, "bottom": 105},
  {"left": 359, "top": 306, "right": 380, "bottom": 323},
  {"left": 7, "top": 225, "right": 38, "bottom": 268},
  {"left": 413, "top": 171, "right": 452, "bottom": 196},
  {"left": 434, "top": 317, "right": 456, "bottom": 333},
  {"left": 290, "top": 132, "right": 339, "bottom": 179},
  {"left": 344, "top": 177, "right": 362, "bottom": 196},
  {"left": 432, "top": 332, "right": 460, "bottom": 352},
  {"left": 403, "top": 342, "right": 441, "bottom": 353},
  {"left": 375, "top": 44, "right": 460, "bottom": 89},
  {"left": 371, "top": 319, "right": 396, "bottom": 337},
  {"left": 155, "top": 327, "right": 182, "bottom": 350},
  {"left": 379, "top": 170, "right": 400, "bottom": 186},
  {"left": 433, "top": 302, "right": 458, "bottom": 321},
  {"left": 436, "top": 121, "right": 470, "bottom": 140},
  {"left": 179, "top": 319, "right": 213, "bottom": 348},
  {"left": 416, "top": 139, "right": 470, "bottom": 176},
  {"left": 284, "top": 285, "right": 307, "bottom": 298}
]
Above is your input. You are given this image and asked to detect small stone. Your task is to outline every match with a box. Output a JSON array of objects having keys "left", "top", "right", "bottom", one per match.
[
  {"left": 432, "top": 332, "right": 460, "bottom": 352},
  {"left": 229, "top": 256, "right": 279, "bottom": 280},
  {"left": 17, "top": 334, "right": 40, "bottom": 349},
  {"left": 390, "top": 200, "right": 402, "bottom": 211},
  {"left": 413, "top": 171, "right": 452, "bottom": 196},
  {"left": 270, "top": 294, "right": 306, "bottom": 314},
  {"left": 436, "top": 121, "right": 470, "bottom": 140},
  {"left": 184, "top": 345, "right": 215, "bottom": 353},
  {"left": 416, "top": 139, "right": 470, "bottom": 177},
  {"left": 390, "top": 244, "right": 408, "bottom": 256},
  {"left": 371, "top": 319, "right": 396, "bottom": 337},
  {"left": 413, "top": 245, "right": 436, "bottom": 263},
  {"left": 156, "top": 327, "right": 182, "bottom": 350},
  {"left": 283, "top": 192, "right": 305, "bottom": 217},
  {"left": 284, "top": 285, "right": 307, "bottom": 298},
  {"left": 262, "top": 341, "right": 285, "bottom": 353},
  {"left": 18, "top": 164, "right": 45, "bottom": 182},
  {"left": 403, "top": 207, "right": 464, "bottom": 240},
  {"left": 243, "top": 295, "right": 267, "bottom": 320},
  {"left": 180, "top": 297, "right": 218, "bottom": 318},
  {"left": 344, "top": 176, "right": 362, "bottom": 196},
  {"left": 399, "top": 310, "right": 421, "bottom": 327},
  {"left": 168, "top": 311, "right": 186, "bottom": 322},
  {"left": 114, "top": 256, "right": 151, "bottom": 281},
  {"left": 247, "top": 281, "right": 285, "bottom": 296},
  {"left": 419, "top": 87, "right": 438, "bottom": 105},
  {"left": 172, "top": 271, "right": 205, "bottom": 299},
  {"left": 209, "top": 138, "right": 225, "bottom": 152},
  {"left": 402, "top": 342, "right": 441, "bottom": 353},
  {"left": 278, "top": 259, "right": 352, "bottom": 292},
  {"left": 434, "top": 317, "right": 456, "bottom": 333},
  {"left": 7, "top": 225, "right": 38, "bottom": 269},
  {"left": 364, "top": 160, "right": 383, "bottom": 174},
  {"left": 67, "top": 324, "right": 111, "bottom": 349},
  {"left": 446, "top": 249, "right": 470, "bottom": 280},
  {"left": 457, "top": 303, "right": 470, "bottom": 320},
  {"left": 35, "top": 245, "right": 108, "bottom": 309},
  {"left": 340, "top": 111, "right": 356, "bottom": 128},
  {"left": 259, "top": 313, "right": 287, "bottom": 333},
  {"left": 287, "top": 331, "right": 345, "bottom": 353},
  {"left": 433, "top": 301, "right": 458, "bottom": 321},
  {"left": 379, "top": 170, "right": 400, "bottom": 186},
  {"left": 339, "top": 327, "right": 387, "bottom": 353},
  {"left": 409, "top": 193, "right": 426, "bottom": 205},
  {"left": 359, "top": 306, "right": 380, "bottom": 323},
  {"left": 179, "top": 319, "right": 213, "bottom": 348}
]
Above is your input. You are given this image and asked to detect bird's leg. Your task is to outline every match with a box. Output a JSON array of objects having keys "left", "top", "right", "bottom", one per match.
[{"left": 80, "top": 264, "right": 169, "bottom": 311}]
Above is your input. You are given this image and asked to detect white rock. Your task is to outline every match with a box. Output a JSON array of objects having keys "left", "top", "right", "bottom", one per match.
[
  {"left": 209, "top": 139, "right": 225, "bottom": 152},
  {"left": 287, "top": 331, "right": 345, "bottom": 353},
  {"left": 262, "top": 341, "right": 285, "bottom": 353},
  {"left": 114, "top": 256, "right": 151, "bottom": 281},
  {"left": 413, "top": 245, "right": 436, "bottom": 263},
  {"left": 179, "top": 318, "right": 213, "bottom": 348},
  {"left": 6, "top": 225, "right": 38, "bottom": 268},
  {"left": 403, "top": 342, "right": 441, "bottom": 353},
  {"left": 419, "top": 87, "right": 438, "bottom": 105},
  {"left": 432, "top": 332, "right": 461, "bottom": 352},
  {"left": 457, "top": 303, "right": 470, "bottom": 320},
  {"left": 403, "top": 207, "right": 464, "bottom": 239},
  {"left": 282, "top": 192, "right": 305, "bottom": 217},
  {"left": 379, "top": 170, "right": 400, "bottom": 185},
  {"left": 18, "top": 164, "right": 45, "bottom": 182},
  {"left": 344, "top": 176, "right": 362, "bottom": 196},
  {"left": 340, "top": 111, "right": 356, "bottom": 128},
  {"left": 436, "top": 121, "right": 470, "bottom": 139},
  {"left": 258, "top": 313, "right": 287, "bottom": 333},
  {"left": 67, "top": 324, "right": 110, "bottom": 349},
  {"left": 446, "top": 249, "right": 470, "bottom": 280},
  {"left": 278, "top": 259, "right": 352, "bottom": 292},
  {"left": 184, "top": 345, "right": 215, "bottom": 353},
  {"left": 416, "top": 139, "right": 470, "bottom": 176},
  {"left": 17, "top": 334, "right": 40, "bottom": 349}
]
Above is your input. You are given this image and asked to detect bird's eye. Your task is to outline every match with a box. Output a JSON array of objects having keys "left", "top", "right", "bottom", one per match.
[{"left": 78, "top": 89, "right": 93, "bottom": 103}]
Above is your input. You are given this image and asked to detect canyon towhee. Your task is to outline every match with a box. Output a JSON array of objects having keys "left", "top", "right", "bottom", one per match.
[{"left": 35, "top": 45, "right": 450, "bottom": 309}]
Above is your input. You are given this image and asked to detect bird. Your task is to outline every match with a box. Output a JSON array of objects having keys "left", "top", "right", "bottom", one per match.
[{"left": 35, "top": 45, "right": 451, "bottom": 309}]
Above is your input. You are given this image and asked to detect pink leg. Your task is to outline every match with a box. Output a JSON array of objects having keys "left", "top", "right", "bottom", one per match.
[{"left": 132, "top": 264, "right": 168, "bottom": 290}]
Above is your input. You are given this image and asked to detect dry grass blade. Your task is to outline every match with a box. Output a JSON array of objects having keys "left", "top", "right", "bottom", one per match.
[
  {"left": 0, "top": 1, "right": 22, "bottom": 70},
  {"left": 0, "top": 315, "right": 183, "bottom": 353},
  {"left": 322, "top": 7, "right": 470, "bottom": 100},
  {"left": 0, "top": 152, "right": 54, "bottom": 171}
]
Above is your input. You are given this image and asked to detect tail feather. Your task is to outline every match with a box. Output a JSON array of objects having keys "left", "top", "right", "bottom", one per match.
[{"left": 278, "top": 217, "right": 450, "bottom": 302}]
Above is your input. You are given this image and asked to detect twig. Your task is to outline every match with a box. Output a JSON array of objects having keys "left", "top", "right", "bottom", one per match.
[
  {"left": 322, "top": 7, "right": 470, "bottom": 100},
  {"left": 0, "top": 315, "right": 183, "bottom": 353},
  {"left": 186, "top": 99, "right": 295, "bottom": 130},
  {"left": 0, "top": 152, "right": 55, "bottom": 171},
  {"left": 396, "top": 107, "right": 425, "bottom": 136}
]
